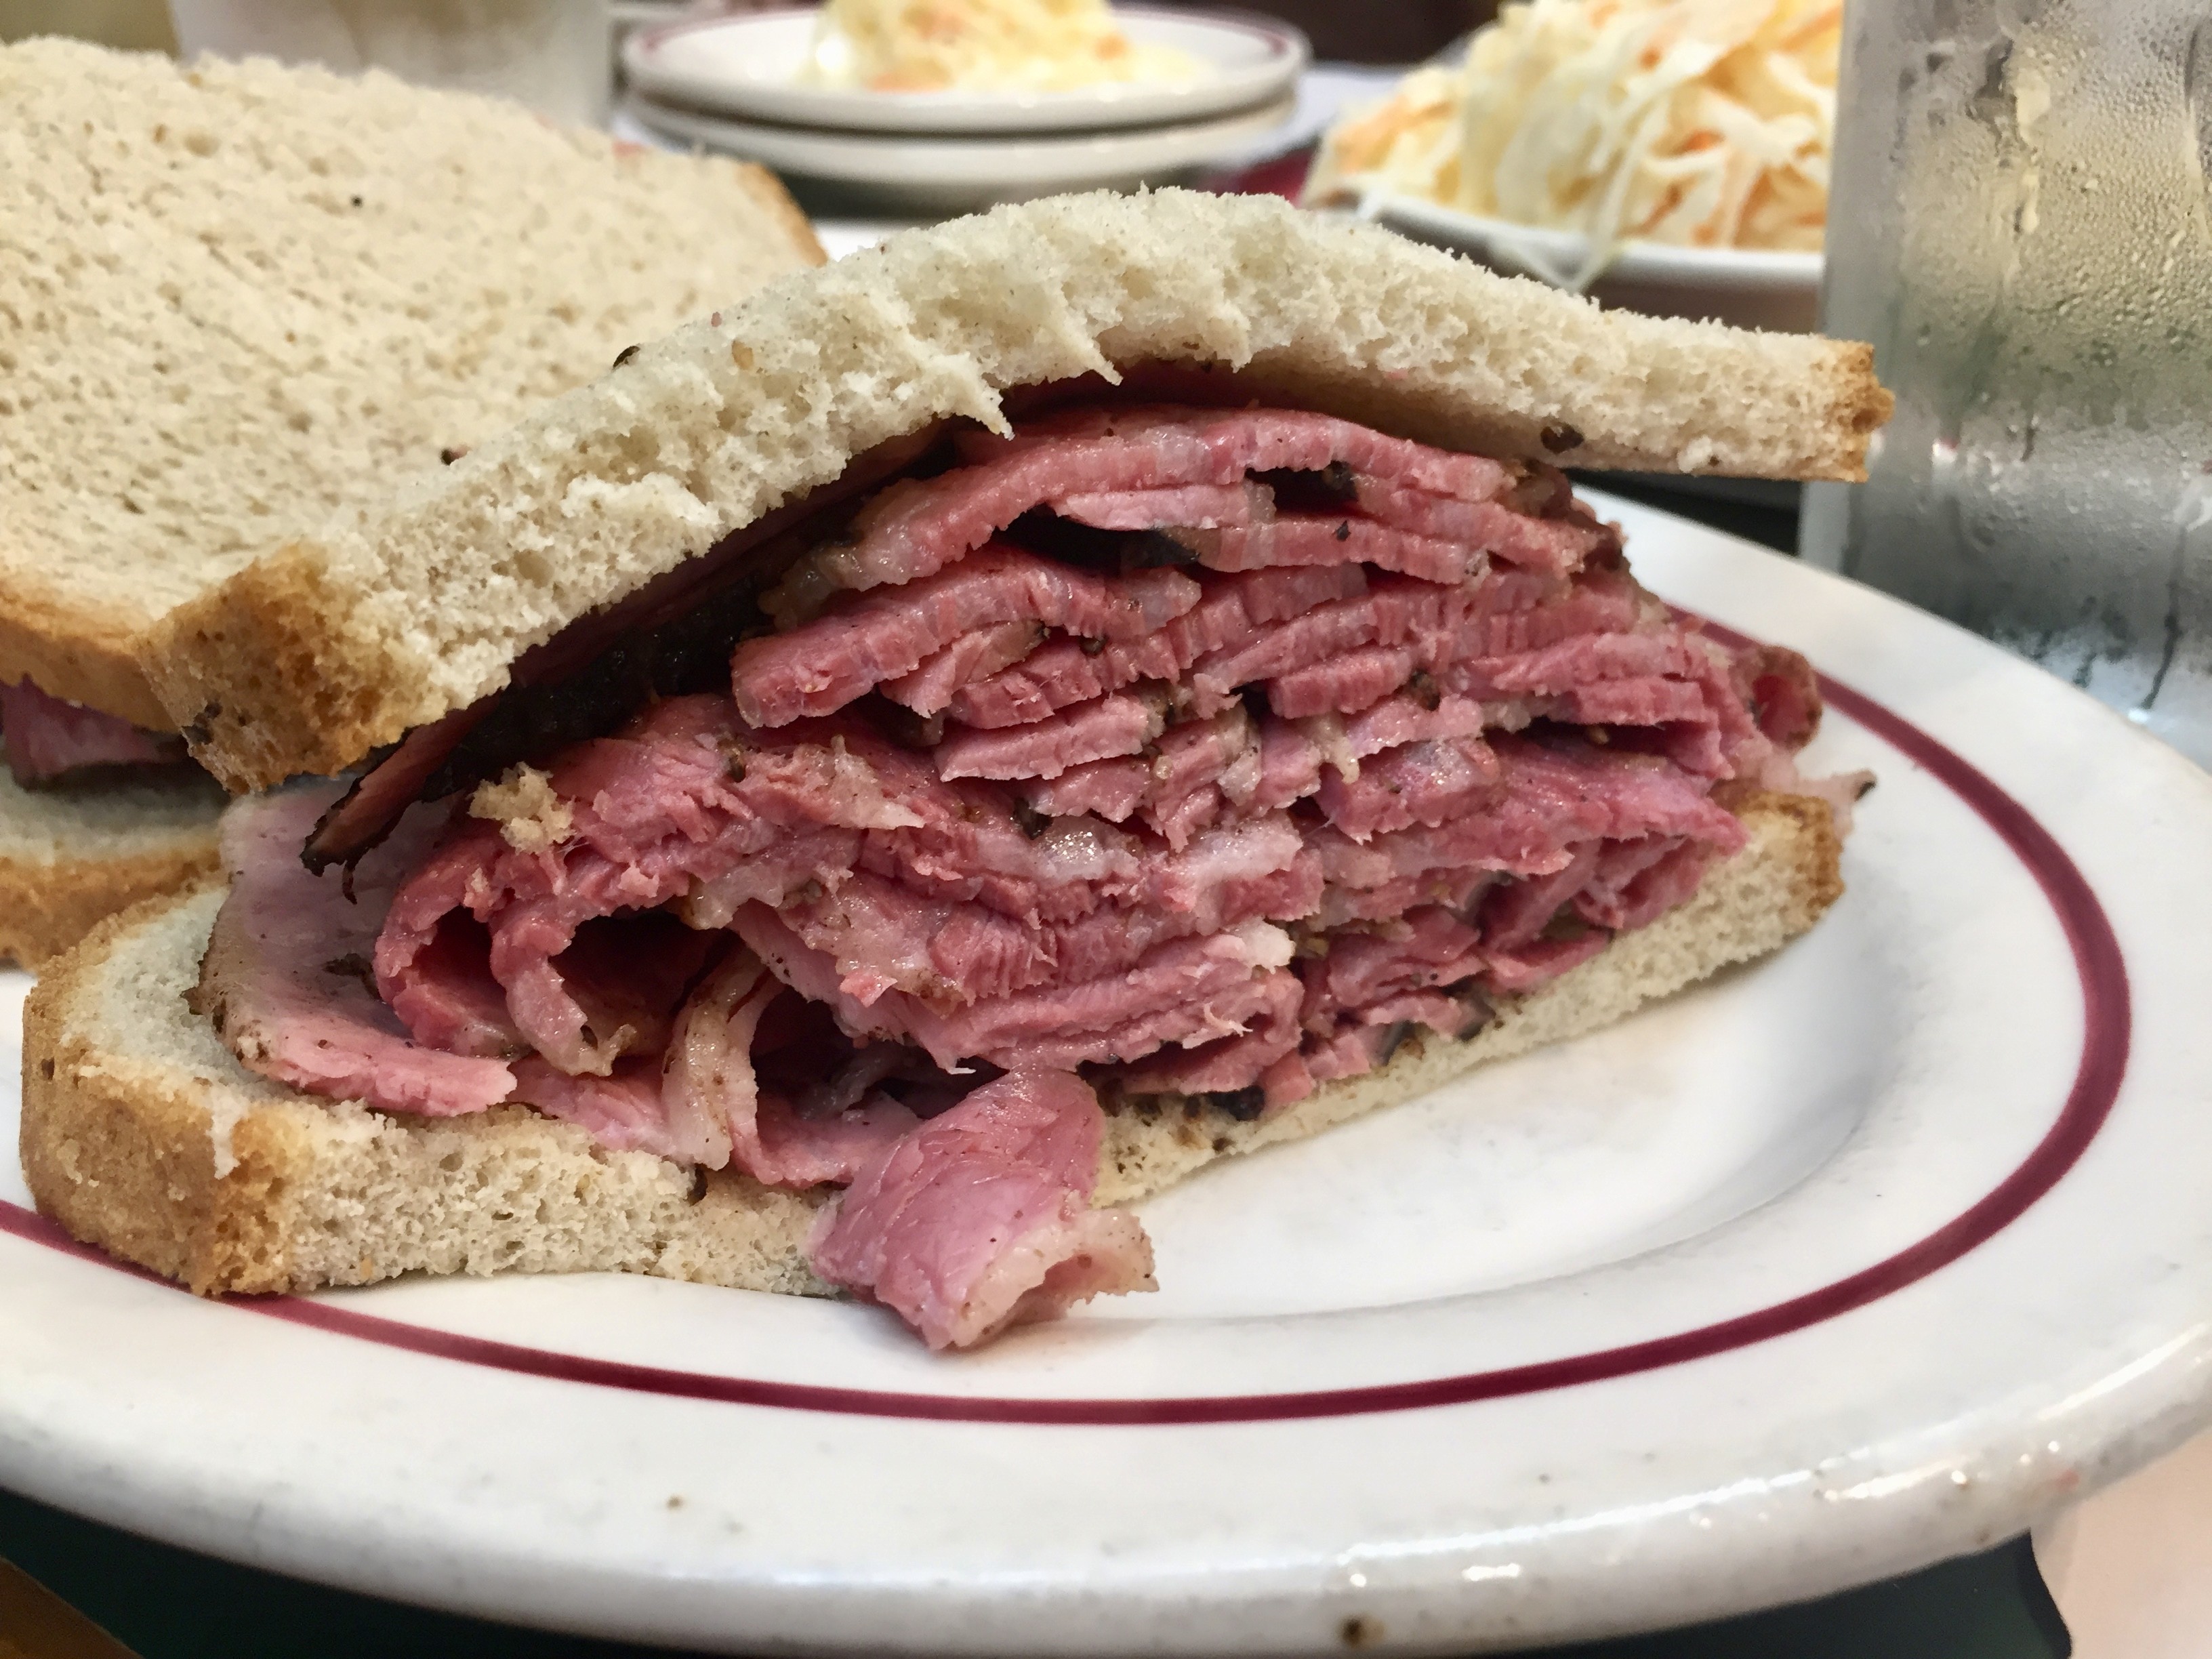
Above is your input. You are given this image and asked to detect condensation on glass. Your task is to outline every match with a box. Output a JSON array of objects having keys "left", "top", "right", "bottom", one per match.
[{"left": 1801, "top": 0, "right": 2212, "bottom": 766}]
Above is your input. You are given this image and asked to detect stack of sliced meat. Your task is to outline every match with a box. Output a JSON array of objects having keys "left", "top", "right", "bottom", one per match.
[{"left": 205, "top": 403, "right": 1827, "bottom": 1347}]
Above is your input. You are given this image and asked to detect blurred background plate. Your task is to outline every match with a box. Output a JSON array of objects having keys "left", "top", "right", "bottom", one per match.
[
  {"left": 623, "top": 3, "right": 1307, "bottom": 134},
  {"left": 1374, "top": 193, "right": 1823, "bottom": 335},
  {"left": 621, "top": 89, "right": 1296, "bottom": 209}
]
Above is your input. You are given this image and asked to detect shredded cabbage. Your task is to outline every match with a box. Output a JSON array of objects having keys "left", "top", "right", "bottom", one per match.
[
  {"left": 799, "top": 0, "right": 1202, "bottom": 93},
  {"left": 1307, "top": 0, "right": 1837, "bottom": 283}
]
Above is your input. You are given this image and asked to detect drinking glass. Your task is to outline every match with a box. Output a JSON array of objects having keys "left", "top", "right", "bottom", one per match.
[{"left": 1801, "top": 0, "right": 2212, "bottom": 766}]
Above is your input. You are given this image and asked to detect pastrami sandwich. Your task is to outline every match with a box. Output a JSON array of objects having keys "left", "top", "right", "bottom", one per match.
[
  {"left": 22, "top": 190, "right": 1887, "bottom": 1349},
  {"left": 0, "top": 38, "right": 821, "bottom": 964}
]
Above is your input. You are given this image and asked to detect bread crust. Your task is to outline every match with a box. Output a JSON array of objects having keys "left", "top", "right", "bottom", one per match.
[
  {"left": 0, "top": 580, "right": 169, "bottom": 733},
  {"left": 22, "top": 794, "right": 1841, "bottom": 1300},
  {"left": 0, "top": 840, "right": 221, "bottom": 969},
  {"left": 141, "top": 548, "right": 403, "bottom": 797},
  {"left": 142, "top": 189, "right": 1890, "bottom": 791},
  {"left": 0, "top": 756, "right": 227, "bottom": 966},
  {"left": 724, "top": 155, "right": 830, "bottom": 269},
  {"left": 22, "top": 882, "right": 273, "bottom": 1289}
]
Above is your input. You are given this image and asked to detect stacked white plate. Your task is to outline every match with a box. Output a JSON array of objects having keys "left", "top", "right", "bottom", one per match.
[
  {"left": 1366, "top": 194, "right": 1824, "bottom": 335},
  {"left": 619, "top": 5, "right": 1309, "bottom": 211}
]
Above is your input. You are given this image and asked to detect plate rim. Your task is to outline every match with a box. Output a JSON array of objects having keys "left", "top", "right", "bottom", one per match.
[
  {"left": 621, "top": 3, "right": 1313, "bottom": 136},
  {"left": 7, "top": 495, "right": 2212, "bottom": 1654},
  {"left": 617, "top": 89, "right": 1300, "bottom": 192},
  {"left": 1369, "top": 192, "right": 1823, "bottom": 292}
]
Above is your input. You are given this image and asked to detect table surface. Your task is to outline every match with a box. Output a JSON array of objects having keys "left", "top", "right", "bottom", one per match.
[
  {"left": 0, "top": 1483, "right": 2075, "bottom": 1659},
  {"left": 0, "top": 484, "right": 2080, "bottom": 1658}
]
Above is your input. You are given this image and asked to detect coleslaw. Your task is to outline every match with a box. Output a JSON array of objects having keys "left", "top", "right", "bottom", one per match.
[
  {"left": 798, "top": 0, "right": 1204, "bottom": 94},
  {"left": 1307, "top": 0, "right": 1837, "bottom": 285}
]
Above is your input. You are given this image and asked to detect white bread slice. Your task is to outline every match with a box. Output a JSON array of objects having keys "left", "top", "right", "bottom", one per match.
[
  {"left": 143, "top": 188, "right": 1889, "bottom": 792},
  {"left": 0, "top": 38, "right": 821, "bottom": 963},
  {"left": 0, "top": 750, "right": 224, "bottom": 967},
  {"left": 0, "top": 37, "right": 823, "bottom": 730},
  {"left": 20, "top": 794, "right": 1840, "bottom": 1298}
]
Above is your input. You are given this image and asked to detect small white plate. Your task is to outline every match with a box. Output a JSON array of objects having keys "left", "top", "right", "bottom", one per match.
[
  {"left": 5, "top": 493, "right": 2212, "bottom": 1654},
  {"left": 622, "top": 5, "right": 1308, "bottom": 135},
  {"left": 622, "top": 91, "right": 1299, "bottom": 209},
  {"left": 1370, "top": 194, "right": 1824, "bottom": 333}
]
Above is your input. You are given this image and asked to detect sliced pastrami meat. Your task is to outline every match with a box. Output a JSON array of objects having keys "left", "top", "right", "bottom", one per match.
[
  {"left": 656, "top": 950, "right": 922, "bottom": 1186},
  {"left": 1015, "top": 706, "right": 1263, "bottom": 848},
  {"left": 762, "top": 827, "right": 1315, "bottom": 1013},
  {"left": 777, "top": 405, "right": 1532, "bottom": 601},
  {"left": 197, "top": 787, "right": 516, "bottom": 1117},
  {"left": 1109, "top": 966, "right": 1306, "bottom": 1104},
  {"left": 882, "top": 621, "right": 1044, "bottom": 717},
  {"left": 302, "top": 708, "right": 479, "bottom": 873},
  {"left": 0, "top": 678, "right": 186, "bottom": 786},
  {"left": 1023, "top": 757, "right": 1151, "bottom": 824},
  {"left": 1205, "top": 515, "right": 1487, "bottom": 586},
  {"left": 1315, "top": 735, "right": 1504, "bottom": 842},
  {"left": 946, "top": 564, "right": 1368, "bottom": 730},
  {"left": 935, "top": 693, "right": 1165, "bottom": 783},
  {"left": 733, "top": 544, "right": 1198, "bottom": 727},
  {"left": 1299, "top": 907, "right": 1490, "bottom": 1037},
  {"left": 1734, "top": 642, "right": 1824, "bottom": 750},
  {"left": 735, "top": 902, "right": 1300, "bottom": 1076},
  {"left": 1267, "top": 648, "right": 1416, "bottom": 720},
  {"left": 480, "top": 963, "right": 927, "bottom": 1187},
  {"left": 807, "top": 1069, "right": 1155, "bottom": 1350}
]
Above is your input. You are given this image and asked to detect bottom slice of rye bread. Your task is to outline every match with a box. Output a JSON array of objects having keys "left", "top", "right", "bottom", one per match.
[{"left": 20, "top": 793, "right": 1842, "bottom": 1300}]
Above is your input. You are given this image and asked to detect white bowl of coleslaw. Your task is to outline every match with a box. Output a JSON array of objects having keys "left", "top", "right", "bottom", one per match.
[
  {"left": 1368, "top": 194, "right": 1822, "bottom": 334},
  {"left": 1308, "top": 0, "right": 1833, "bottom": 333}
]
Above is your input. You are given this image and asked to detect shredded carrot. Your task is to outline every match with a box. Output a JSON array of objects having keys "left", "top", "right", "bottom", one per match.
[
  {"left": 800, "top": 0, "right": 1201, "bottom": 92},
  {"left": 1305, "top": 0, "right": 1837, "bottom": 280}
]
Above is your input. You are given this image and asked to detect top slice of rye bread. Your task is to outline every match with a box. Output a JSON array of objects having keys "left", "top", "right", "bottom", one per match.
[
  {"left": 0, "top": 37, "right": 824, "bottom": 729},
  {"left": 144, "top": 187, "right": 1891, "bottom": 792}
]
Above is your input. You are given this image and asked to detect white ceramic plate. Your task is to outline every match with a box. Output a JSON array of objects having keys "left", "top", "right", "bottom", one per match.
[
  {"left": 1370, "top": 195, "right": 1824, "bottom": 333},
  {"left": 5, "top": 493, "right": 2211, "bottom": 1654},
  {"left": 622, "top": 90, "right": 1298, "bottom": 209},
  {"left": 622, "top": 5, "right": 1308, "bottom": 135}
]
